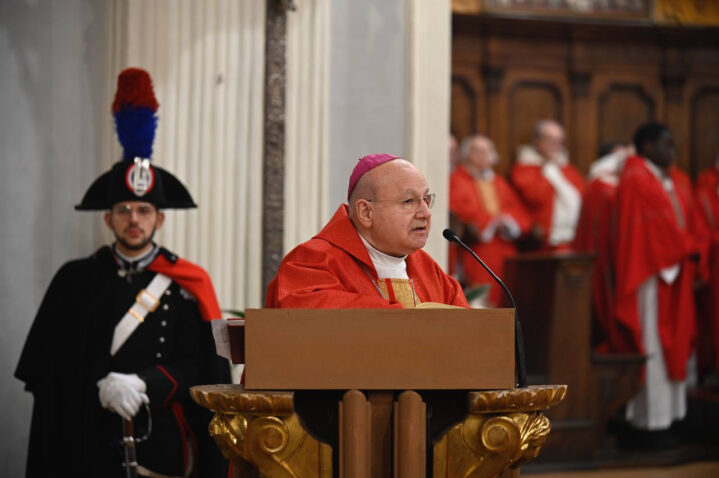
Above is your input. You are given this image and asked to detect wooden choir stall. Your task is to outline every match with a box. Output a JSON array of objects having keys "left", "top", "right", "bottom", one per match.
[
  {"left": 191, "top": 308, "right": 567, "bottom": 477},
  {"left": 504, "top": 252, "right": 644, "bottom": 464}
]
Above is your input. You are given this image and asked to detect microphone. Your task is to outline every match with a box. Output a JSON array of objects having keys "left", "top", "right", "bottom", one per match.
[{"left": 443, "top": 228, "right": 528, "bottom": 388}]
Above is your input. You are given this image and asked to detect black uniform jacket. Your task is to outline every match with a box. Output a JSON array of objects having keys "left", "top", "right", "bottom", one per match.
[{"left": 15, "top": 246, "right": 229, "bottom": 477}]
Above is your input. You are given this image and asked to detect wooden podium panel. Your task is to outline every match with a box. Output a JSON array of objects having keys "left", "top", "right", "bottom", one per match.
[{"left": 242, "top": 308, "right": 515, "bottom": 390}]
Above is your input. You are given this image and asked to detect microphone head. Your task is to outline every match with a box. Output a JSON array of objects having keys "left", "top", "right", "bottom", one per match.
[{"left": 442, "top": 228, "right": 458, "bottom": 243}]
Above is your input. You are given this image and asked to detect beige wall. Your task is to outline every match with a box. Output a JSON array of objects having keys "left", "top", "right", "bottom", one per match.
[{"left": 0, "top": 1, "right": 109, "bottom": 475}]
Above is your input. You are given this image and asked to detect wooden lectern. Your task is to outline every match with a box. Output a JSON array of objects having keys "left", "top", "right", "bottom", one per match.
[{"left": 191, "top": 309, "right": 566, "bottom": 477}]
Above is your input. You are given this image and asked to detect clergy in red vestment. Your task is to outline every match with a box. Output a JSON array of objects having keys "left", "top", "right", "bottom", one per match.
[
  {"left": 614, "top": 123, "right": 699, "bottom": 434},
  {"left": 449, "top": 135, "right": 530, "bottom": 306},
  {"left": 266, "top": 154, "right": 469, "bottom": 309},
  {"left": 511, "top": 120, "right": 585, "bottom": 250},
  {"left": 573, "top": 145, "right": 630, "bottom": 349},
  {"left": 696, "top": 155, "right": 719, "bottom": 374}
]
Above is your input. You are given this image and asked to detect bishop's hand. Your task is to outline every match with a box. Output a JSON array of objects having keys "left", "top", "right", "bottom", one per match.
[{"left": 97, "top": 372, "right": 149, "bottom": 421}]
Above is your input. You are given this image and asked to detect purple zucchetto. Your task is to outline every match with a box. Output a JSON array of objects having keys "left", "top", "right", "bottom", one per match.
[{"left": 347, "top": 153, "right": 400, "bottom": 201}]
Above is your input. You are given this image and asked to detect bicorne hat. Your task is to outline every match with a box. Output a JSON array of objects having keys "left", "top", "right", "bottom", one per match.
[{"left": 75, "top": 68, "right": 196, "bottom": 210}]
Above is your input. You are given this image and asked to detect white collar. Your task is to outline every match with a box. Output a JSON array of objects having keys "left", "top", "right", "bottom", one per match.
[
  {"left": 588, "top": 149, "right": 627, "bottom": 181},
  {"left": 471, "top": 167, "right": 495, "bottom": 181},
  {"left": 642, "top": 158, "right": 674, "bottom": 192},
  {"left": 516, "top": 144, "right": 568, "bottom": 167},
  {"left": 359, "top": 234, "right": 409, "bottom": 279},
  {"left": 113, "top": 243, "right": 158, "bottom": 267}
]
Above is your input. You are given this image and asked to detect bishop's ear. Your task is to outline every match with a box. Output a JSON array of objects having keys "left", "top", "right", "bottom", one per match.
[{"left": 354, "top": 199, "right": 373, "bottom": 228}]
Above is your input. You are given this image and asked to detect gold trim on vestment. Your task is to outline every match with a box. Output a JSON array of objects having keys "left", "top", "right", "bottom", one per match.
[
  {"left": 476, "top": 179, "right": 500, "bottom": 216},
  {"left": 376, "top": 278, "right": 421, "bottom": 308}
]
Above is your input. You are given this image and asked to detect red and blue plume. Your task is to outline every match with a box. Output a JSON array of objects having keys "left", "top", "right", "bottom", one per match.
[{"left": 112, "top": 68, "right": 159, "bottom": 160}]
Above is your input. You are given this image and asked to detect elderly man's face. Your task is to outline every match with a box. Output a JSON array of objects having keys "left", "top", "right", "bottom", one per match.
[
  {"left": 366, "top": 160, "right": 432, "bottom": 257},
  {"left": 466, "top": 137, "right": 496, "bottom": 171},
  {"left": 535, "top": 122, "right": 565, "bottom": 161}
]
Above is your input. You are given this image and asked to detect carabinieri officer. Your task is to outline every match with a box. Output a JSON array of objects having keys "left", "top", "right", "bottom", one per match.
[{"left": 16, "top": 68, "right": 229, "bottom": 478}]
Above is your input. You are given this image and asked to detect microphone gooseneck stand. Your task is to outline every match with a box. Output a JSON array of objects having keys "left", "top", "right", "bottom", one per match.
[{"left": 443, "top": 228, "right": 528, "bottom": 388}]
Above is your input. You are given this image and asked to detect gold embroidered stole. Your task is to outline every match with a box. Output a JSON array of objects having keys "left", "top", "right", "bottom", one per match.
[
  {"left": 376, "top": 278, "right": 421, "bottom": 308},
  {"left": 476, "top": 179, "right": 500, "bottom": 216}
]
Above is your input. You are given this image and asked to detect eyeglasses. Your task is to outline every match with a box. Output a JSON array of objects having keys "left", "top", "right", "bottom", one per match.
[
  {"left": 367, "top": 193, "right": 435, "bottom": 212},
  {"left": 112, "top": 204, "right": 157, "bottom": 218}
]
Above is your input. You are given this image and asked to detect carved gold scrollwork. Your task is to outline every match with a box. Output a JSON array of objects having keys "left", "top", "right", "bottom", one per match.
[
  {"left": 244, "top": 416, "right": 296, "bottom": 477},
  {"left": 469, "top": 385, "right": 567, "bottom": 413},
  {"left": 434, "top": 412, "right": 551, "bottom": 478},
  {"left": 209, "top": 413, "right": 249, "bottom": 464},
  {"left": 191, "top": 385, "right": 332, "bottom": 478},
  {"left": 191, "top": 384, "right": 294, "bottom": 415},
  {"left": 434, "top": 386, "right": 565, "bottom": 478},
  {"left": 511, "top": 412, "right": 551, "bottom": 466},
  {"left": 208, "top": 413, "right": 331, "bottom": 478},
  {"left": 480, "top": 417, "right": 519, "bottom": 454}
]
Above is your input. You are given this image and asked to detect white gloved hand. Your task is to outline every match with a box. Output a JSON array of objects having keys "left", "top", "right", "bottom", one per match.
[
  {"left": 479, "top": 219, "right": 499, "bottom": 243},
  {"left": 97, "top": 372, "right": 149, "bottom": 421},
  {"left": 497, "top": 214, "right": 521, "bottom": 240}
]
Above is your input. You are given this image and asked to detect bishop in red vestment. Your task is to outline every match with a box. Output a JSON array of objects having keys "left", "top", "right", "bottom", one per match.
[
  {"left": 614, "top": 123, "right": 699, "bottom": 432},
  {"left": 511, "top": 120, "right": 585, "bottom": 250},
  {"left": 265, "top": 155, "right": 470, "bottom": 463},
  {"left": 449, "top": 135, "right": 530, "bottom": 306},
  {"left": 266, "top": 154, "right": 469, "bottom": 309}
]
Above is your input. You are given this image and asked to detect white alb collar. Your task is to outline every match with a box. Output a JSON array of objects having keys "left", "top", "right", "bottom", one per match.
[
  {"left": 516, "top": 144, "right": 568, "bottom": 167},
  {"left": 359, "top": 234, "right": 409, "bottom": 279},
  {"left": 642, "top": 158, "right": 674, "bottom": 192},
  {"left": 471, "top": 167, "right": 495, "bottom": 181}
]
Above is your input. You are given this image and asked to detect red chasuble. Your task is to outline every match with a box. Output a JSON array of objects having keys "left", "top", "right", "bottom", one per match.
[
  {"left": 573, "top": 177, "right": 618, "bottom": 351},
  {"left": 696, "top": 167, "right": 719, "bottom": 371},
  {"left": 449, "top": 167, "right": 530, "bottom": 305},
  {"left": 510, "top": 162, "right": 585, "bottom": 250},
  {"left": 149, "top": 255, "right": 222, "bottom": 321},
  {"left": 266, "top": 205, "right": 469, "bottom": 308},
  {"left": 613, "top": 155, "right": 698, "bottom": 380}
]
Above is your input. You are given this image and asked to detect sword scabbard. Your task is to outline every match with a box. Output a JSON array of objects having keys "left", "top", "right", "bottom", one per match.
[{"left": 122, "top": 418, "right": 139, "bottom": 478}]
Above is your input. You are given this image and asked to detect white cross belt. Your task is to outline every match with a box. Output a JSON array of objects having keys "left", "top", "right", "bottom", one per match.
[{"left": 111, "top": 273, "right": 172, "bottom": 356}]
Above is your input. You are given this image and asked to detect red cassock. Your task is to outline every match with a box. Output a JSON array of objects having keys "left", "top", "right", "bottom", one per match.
[
  {"left": 613, "top": 155, "right": 700, "bottom": 380},
  {"left": 696, "top": 167, "right": 719, "bottom": 371},
  {"left": 573, "top": 177, "right": 618, "bottom": 351},
  {"left": 266, "top": 205, "right": 470, "bottom": 308},
  {"left": 449, "top": 167, "right": 530, "bottom": 306},
  {"left": 510, "top": 162, "right": 585, "bottom": 250}
]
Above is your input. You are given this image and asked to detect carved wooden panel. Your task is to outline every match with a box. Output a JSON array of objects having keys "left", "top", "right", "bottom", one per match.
[
  {"left": 509, "top": 81, "right": 562, "bottom": 156},
  {"left": 452, "top": 14, "right": 719, "bottom": 177},
  {"left": 598, "top": 84, "right": 655, "bottom": 147},
  {"left": 451, "top": 76, "right": 478, "bottom": 140},
  {"left": 691, "top": 88, "right": 719, "bottom": 177}
]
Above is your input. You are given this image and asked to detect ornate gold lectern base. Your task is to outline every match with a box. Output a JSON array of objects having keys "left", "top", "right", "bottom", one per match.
[
  {"left": 191, "top": 385, "right": 332, "bottom": 477},
  {"left": 191, "top": 384, "right": 566, "bottom": 478},
  {"left": 433, "top": 386, "right": 566, "bottom": 478}
]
